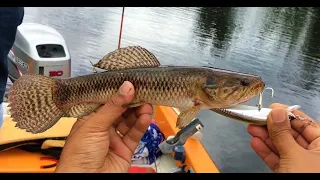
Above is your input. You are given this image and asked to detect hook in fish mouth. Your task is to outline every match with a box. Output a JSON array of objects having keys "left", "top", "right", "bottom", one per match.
[{"left": 257, "top": 87, "right": 274, "bottom": 111}]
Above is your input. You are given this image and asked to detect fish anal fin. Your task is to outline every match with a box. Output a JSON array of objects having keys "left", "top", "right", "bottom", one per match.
[
  {"left": 176, "top": 106, "right": 201, "bottom": 129},
  {"left": 94, "top": 46, "right": 161, "bottom": 70},
  {"left": 66, "top": 103, "right": 102, "bottom": 118}
]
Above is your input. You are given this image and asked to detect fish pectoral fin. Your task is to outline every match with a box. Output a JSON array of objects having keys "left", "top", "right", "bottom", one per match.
[
  {"left": 94, "top": 46, "right": 161, "bottom": 70},
  {"left": 176, "top": 106, "right": 201, "bottom": 129},
  {"left": 65, "top": 103, "right": 102, "bottom": 118}
]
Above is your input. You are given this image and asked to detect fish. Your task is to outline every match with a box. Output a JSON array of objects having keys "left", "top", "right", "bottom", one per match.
[
  {"left": 7, "top": 45, "right": 265, "bottom": 134},
  {"left": 211, "top": 104, "right": 301, "bottom": 125}
]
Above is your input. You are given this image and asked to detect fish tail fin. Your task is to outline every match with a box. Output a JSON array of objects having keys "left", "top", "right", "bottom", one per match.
[{"left": 8, "top": 74, "right": 65, "bottom": 134}]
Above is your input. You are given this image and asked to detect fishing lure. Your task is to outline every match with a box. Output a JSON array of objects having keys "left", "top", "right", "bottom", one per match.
[{"left": 211, "top": 86, "right": 315, "bottom": 126}]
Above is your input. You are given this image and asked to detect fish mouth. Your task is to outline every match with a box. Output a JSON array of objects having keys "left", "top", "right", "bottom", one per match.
[
  {"left": 239, "top": 81, "right": 265, "bottom": 105},
  {"left": 254, "top": 81, "right": 265, "bottom": 91}
]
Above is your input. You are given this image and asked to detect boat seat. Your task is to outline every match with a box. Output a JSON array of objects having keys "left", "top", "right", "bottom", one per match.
[{"left": 0, "top": 116, "right": 76, "bottom": 153}]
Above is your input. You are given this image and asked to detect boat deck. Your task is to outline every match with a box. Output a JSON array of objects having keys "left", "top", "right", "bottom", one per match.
[{"left": 0, "top": 102, "right": 220, "bottom": 173}]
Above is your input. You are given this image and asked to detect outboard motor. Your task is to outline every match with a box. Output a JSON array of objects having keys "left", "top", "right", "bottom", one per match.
[{"left": 7, "top": 23, "right": 71, "bottom": 83}]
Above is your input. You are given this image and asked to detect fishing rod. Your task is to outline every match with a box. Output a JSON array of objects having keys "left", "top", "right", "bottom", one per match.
[{"left": 118, "top": 7, "right": 125, "bottom": 49}]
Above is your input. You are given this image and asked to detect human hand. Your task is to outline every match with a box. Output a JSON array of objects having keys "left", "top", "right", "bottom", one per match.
[
  {"left": 54, "top": 81, "right": 153, "bottom": 173},
  {"left": 247, "top": 103, "right": 320, "bottom": 173}
]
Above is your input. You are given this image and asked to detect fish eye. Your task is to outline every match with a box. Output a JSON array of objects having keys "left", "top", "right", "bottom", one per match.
[
  {"left": 240, "top": 79, "right": 250, "bottom": 86},
  {"left": 205, "top": 77, "right": 217, "bottom": 88}
]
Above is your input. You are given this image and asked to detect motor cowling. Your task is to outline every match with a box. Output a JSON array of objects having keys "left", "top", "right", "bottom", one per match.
[{"left": 7, "top": 23, "right": 71, "bottom": 82}]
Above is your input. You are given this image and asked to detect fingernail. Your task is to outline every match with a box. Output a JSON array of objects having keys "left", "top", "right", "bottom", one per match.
[
  {"left": 271, "top": 109, "right": 286, "bottom": 124},
  {"left": 119, "top": 81, "right": 131, "bottom": 95}
]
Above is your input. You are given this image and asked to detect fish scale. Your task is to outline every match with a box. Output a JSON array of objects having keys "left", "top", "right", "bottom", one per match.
[{"left": 58, "top": 67, "right": 201, "bottom": 109}]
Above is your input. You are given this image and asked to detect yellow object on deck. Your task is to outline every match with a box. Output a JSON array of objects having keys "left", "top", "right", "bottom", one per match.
[
  {"left": 0, "top": 117, "right": 75, "bottom": 146},
  {"left": 0, "top": 105, "right": 220, "bottom": 173}
]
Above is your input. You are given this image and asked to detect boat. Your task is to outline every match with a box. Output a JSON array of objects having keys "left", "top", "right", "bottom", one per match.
[{"left": 0, "top": 22, "right": 220, "bottom": 173}]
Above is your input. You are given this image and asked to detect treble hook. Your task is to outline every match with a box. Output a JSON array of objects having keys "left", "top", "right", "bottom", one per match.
[{"left": 257, "top": 87, "right": 274, "bottom": 111}]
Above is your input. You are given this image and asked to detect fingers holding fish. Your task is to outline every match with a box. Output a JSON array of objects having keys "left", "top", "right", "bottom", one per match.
[
  {"left": 115, "top": 113, "right": 137, "bottom": 137},
  {"left": 112, "top": 107, "right": 138, "bottom": 127},
  {"left": 113, "top": 109, "right": 134, "bottom": 127},
  {"left": 108, "top": 113, "right": 152, "bottom": 162},
  {"left": 113, "top": 104, "right": 153, "bottom": 137},
  {"left": 107, "top": 104, "right": 152, "bottom": 164},
  {"left": 134, "top": 104, "right": 153, "bottom": 118},
  {"left": 107, "top": 112, "right": 151, "bottom": 165},
  {"left": 122, "top": 108, "right": 136, "bottom": 119},
  {"left": 122, "top": 113, "right": 152, "bottom": 155}
]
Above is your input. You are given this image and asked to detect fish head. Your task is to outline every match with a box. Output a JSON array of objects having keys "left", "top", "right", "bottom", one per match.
[{"left": 200, "top": 68, "right": 265, "bottom": 108}]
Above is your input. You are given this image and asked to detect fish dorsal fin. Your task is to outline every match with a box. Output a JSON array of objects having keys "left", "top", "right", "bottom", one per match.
[{"left": 94, "top": 46, "right": 161, "bottom": 70}]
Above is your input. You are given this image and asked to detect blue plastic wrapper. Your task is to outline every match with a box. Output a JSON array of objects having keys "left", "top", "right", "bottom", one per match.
[{"left": 131, "top": 122, "right": 165, "bottom": 164}]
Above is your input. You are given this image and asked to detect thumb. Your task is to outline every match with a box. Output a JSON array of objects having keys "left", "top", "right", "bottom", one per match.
[
  {"left": 267, "top": 108, "right": 298, "bottom": 156},
  {"left": 85, "top": 81, "right": 135, "bottom": 131}
]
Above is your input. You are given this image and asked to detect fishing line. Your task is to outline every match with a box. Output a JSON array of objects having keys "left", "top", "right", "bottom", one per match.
[{"left": 118, "top": 7, "right": 125, "bottom": 49}]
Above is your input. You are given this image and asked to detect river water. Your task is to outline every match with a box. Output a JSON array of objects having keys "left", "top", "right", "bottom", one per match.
[{"left": 5, "top": 7, "right": 320, "bottom": 173}]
